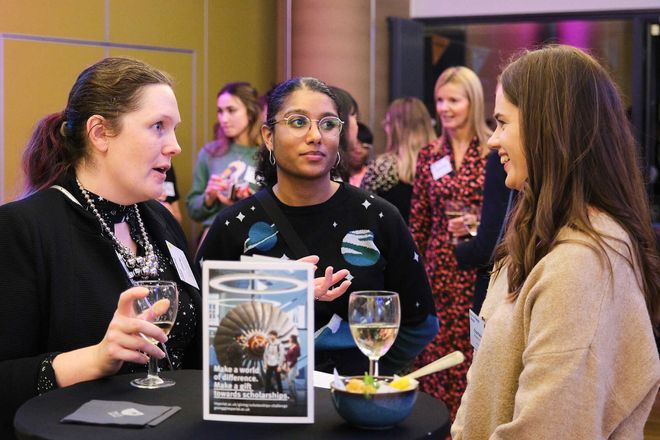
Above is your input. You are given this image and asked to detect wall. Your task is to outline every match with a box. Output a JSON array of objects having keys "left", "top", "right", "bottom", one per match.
[
  {"left": 0, "top": 0, "right": 277, "bottom": 245},
  {"left": 277, "top": 0, "right": 410, "bottom": 152},
  {"left": 411, "top": 0, "right": 660, "bottom": 18}
]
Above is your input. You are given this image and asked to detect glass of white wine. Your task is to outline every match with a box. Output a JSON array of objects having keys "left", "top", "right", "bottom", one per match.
[
  {"left": 445, "top": 200, "right": 467, "bottom": 245},
  {"left": 348, "top": 291, "right": 401, "bottom": 377},
  {"left": 131, "top": 280, "right": 179, "bottom": 389},
  {"left": 464, "top": 205, "right": 481, "bottom": 237}
]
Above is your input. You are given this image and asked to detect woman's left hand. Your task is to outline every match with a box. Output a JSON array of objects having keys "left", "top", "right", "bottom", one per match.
[
  {"left": 314, "top": 265, "right": 351, "bottom": 301},
  {"left": 296, "top": 255, "right": 352, "bottom": 301},
  {"left": 448, "top": 214, "right": 475, "bottom": 238}
]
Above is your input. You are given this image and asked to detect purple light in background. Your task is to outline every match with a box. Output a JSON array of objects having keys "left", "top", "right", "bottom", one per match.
[
  {"left": 508, "top": 23, "right": 541, "bottom": 48},
  {"left": 556, "top": 21, "right": 592, "bottom": 49}
]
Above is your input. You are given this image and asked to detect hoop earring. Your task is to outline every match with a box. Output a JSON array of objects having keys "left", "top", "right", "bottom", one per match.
[
  {"left": 334, "top": 151, "right": 341, "bottom": 168},
  {"left": 268, "top": 149, "right": 276, "bottom": 165}
]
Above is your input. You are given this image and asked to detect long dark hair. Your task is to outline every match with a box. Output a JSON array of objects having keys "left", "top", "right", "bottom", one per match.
[
  {"left": 22, "top": 57, "right": 172, "bottom": 195},
  {"left": 205, "top": 81, "right": 262, "bottom": 157},
  {"left": 495, "top": 45, "right": 659, "bottom": 326},
  {"left": 255, "top": 77, "right": 342, "bottom": 187}
]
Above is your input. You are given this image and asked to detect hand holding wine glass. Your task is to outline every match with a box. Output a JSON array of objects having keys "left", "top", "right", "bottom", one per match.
[
  {"left": 348, "top": 291, "right": 401, "bottom": 377},
  {"left": 131, "top": 280, "right": 179, "bottom": 389},
  {"left": 447, "top": 202, "right": 481, "bottom": 243}
]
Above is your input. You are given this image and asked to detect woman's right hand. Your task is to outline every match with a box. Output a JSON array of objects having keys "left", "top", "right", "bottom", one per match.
[
  {"left": 94, "top": 287, "right": 168, "bottom": 376},
  {"left": 52, "top": 287, "right": 169, "bottom": 387},
  {"left": 204, "top": 175, "right": 230, "bottom": 207}
]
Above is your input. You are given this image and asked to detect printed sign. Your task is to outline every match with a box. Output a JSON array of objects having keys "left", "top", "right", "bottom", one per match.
[{"left": 202, "top": 260, "right": 314, "bottom": 423}]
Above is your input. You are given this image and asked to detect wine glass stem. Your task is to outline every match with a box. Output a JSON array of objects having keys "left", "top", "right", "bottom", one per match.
[
  {"left": 147, "top": 355, "right": 160, "bottom": 379},
  {"left": 369, "top": 359, "right": 379, "bottom": 377}
]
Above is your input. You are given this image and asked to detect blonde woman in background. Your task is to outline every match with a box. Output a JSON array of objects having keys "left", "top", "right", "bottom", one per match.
[
  {"left": 361, "top": 97, "right": 436, "bottom": 223},
  {"left": 409, "top": 66, "right": 491, "bottom": 419}
]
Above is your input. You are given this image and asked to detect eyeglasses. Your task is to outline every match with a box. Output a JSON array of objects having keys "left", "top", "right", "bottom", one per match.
[{"left": 271, "top": 114, "right": 344, "bottom": 138}]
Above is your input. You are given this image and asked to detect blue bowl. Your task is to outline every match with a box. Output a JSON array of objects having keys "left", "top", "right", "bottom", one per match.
[{"left": 330, "top": 376, "right": 418, "bottom": 429}]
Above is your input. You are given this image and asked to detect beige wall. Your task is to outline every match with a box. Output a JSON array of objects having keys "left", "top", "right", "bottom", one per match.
[
  {"left": 278, "top": 0, "right": 409, "bottom": 152},
  {"left": 0, "top": 0, "right": 277, "bottom": 245}
]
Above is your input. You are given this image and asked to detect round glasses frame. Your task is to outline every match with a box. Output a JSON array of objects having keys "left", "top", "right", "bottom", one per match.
[{"left": 270, "top": 114, "right": 344, "bottom": 138}]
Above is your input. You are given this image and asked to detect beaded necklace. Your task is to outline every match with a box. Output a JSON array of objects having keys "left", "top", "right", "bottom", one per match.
[{"left": 76, "top": 178, "right": 159, "bottom": 279}]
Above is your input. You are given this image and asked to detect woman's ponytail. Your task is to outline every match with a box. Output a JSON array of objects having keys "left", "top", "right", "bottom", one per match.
[{"left": 21, "top": 111, "right": 70, "bottom": 196}]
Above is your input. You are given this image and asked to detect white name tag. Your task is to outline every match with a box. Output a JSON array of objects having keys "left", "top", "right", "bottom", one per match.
[
  {"left": 166, "top": 240, "right": 199, "bottom": 289},
  {"left": 469, "top": 309, "right": 485, "bottom": 351},
  {"left": 430, "top": 156, "right": 452, "bottom": 180},
  {"left": 163, "top": 181, "right": 176, "bottom": 197}
]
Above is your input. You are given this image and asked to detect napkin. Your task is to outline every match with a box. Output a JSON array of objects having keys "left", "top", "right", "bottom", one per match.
[{"left": 61, "top": 400, "right": 181, "bottom": 428}]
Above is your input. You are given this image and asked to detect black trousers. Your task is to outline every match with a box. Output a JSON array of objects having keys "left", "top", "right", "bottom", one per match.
[{"left": 264, "top": 365, "right": 283, "bottom": 393}]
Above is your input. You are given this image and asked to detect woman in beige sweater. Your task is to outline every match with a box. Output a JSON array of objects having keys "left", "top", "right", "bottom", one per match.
[{"left": 452, "top": 45, "right": 660, "bottom": 439}]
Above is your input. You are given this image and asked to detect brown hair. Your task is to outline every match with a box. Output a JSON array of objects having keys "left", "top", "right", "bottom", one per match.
[
  {"left": 255, "top": 77, "right": 341, "bottom": 187},
  {"left": 22, "top": 57, "right": 172, "bottom": 195},
  {"left": 205, "top": 82, "right": 263, "bottom": 157},
  {"left": 384, "top": 97, "right": 436, "bottom": 184},
  {"left": 434, "top": 66, "right": 491, "bottom": 156},
  {"left": 495, "top": 45, "right": 659, "bottom": 326}
]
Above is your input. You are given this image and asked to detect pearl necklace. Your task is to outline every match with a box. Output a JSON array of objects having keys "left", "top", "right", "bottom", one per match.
[{"left": 76, "top": 178, "right": 159, "bottom": 279}]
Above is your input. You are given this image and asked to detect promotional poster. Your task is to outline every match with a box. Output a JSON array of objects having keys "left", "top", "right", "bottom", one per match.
[{"left": 202, "top": 260, "right": 314, "bottom": 423}]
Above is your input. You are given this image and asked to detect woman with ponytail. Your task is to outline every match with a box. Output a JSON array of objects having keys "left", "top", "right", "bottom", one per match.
[{"left": 0, "top": 57, "right": 201, "bottom": 437}]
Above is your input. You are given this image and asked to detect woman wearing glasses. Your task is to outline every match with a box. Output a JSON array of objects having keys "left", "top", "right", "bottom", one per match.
[{"left": 197, "top": 77, "right": 437, "bottom": 375}]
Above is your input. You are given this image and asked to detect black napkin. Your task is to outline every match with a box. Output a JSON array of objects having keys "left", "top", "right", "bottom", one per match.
[{"left": 61, "top": 400, "right": 180, "bottom": 428}]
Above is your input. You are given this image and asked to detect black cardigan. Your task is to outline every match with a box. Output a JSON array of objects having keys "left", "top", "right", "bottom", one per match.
[
  {"left": 454, "top": 150, "right": 512, "bottom": 313},
  {"left": 0, "top": 185, "right": 202, "bottom": 436}
]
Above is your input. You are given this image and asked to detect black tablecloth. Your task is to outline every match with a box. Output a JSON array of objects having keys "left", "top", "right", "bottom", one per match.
[{"left": 14, "top": 370, "right": 450, "bottom": 439}]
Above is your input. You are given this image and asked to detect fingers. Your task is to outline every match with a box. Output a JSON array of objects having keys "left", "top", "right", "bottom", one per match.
[
  {"left": 330, "top": 268, "right": 350, "bottom": 285},
  {"left": 313, "top": 266, "right": 352, "bottom": 301},
  {"left": 116, "top": 287, "right": 149, "bottom": 317},
  {"left": 105, "top": 324, "right": 165, "bottom": 359},
  {"left": 136, "top": 298, "right": 170, "bottom": 322},
  {"left": 447, "top": 217, "right": 465, "bottom": 232},
  {"left": 297, "top": 255, "right": 319, "bottom": 267},
  {"left": 321, "top": 279, "right": 351, "bottom": 301}
]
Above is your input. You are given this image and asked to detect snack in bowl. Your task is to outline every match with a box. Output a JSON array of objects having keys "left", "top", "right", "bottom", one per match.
[{"left": 330, "top": 374, "right": 419, "bottom": 429}]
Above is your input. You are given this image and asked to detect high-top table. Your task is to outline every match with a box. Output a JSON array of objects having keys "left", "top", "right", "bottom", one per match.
[{"left": 15, "top": 370, "right": 450, "bottom": 439}]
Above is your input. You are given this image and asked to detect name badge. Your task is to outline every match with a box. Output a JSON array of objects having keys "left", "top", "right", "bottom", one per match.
[
  {"left": 469, "top": 309, "right": 485, "bottom": 351},
  {"left": 243, "top": 165, "right": 256, "bottom": 184},
  {"left": 166, "top": 240, "right": 199, "bottom": 289},
  {"left": 163, "top": 181, "right": 176, "bottom": 198},
  {"left": 430, "top": 156, "right": 452, "bottom": 180}
]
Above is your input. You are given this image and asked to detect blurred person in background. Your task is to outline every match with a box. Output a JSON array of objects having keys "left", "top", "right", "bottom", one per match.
[
  {"left": 346, "top": 122, "right": 373, "bottom": 187},
  {"left": 409, "top": 66, "right": 491, "bottom": 419},
  {"left": 186, "top": 82, "right": 262, "bottom": 246},
  {"left": 361, "top": 97, "right": 436, "bottom": 224},
  {"left": 328, "top": 86, "right": 359, "bottom": 182},
  {"left": 159, "top": 166, "right": 183, "bottom": 225}
]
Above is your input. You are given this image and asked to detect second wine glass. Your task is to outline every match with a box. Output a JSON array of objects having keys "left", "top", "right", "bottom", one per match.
[
  {"left": 348, "top": 290, "right": 401, "bottom": 377},
  {"left": 131, "top": 280, "right": 179, "bottom": 389}
]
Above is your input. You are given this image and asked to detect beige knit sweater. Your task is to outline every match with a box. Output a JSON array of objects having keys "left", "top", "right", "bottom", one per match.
[{"left": 452, "top": 212, "right": 660, "bottom": 439}]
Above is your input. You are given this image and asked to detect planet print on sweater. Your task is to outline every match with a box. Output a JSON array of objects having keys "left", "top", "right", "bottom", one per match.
[
  {"left": 244, "top": 222, "right": 279, "bottom": 253},
  {"left": 341, "top": 229, "right": 380, "bottom": 266}
]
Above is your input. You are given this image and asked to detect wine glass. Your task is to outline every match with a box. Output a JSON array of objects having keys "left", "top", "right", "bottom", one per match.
[
  {"left": 131, "top": 280, "right": 179, "bottom": 389},
  {"left": 445, "top": 200, "right": 467, "bottom": 245},
  {"left": 348, "top": 291, "right": 401, "bottom": 377},
  {"left": 464, "top": 205, "right": 481, "bottom": 237}
]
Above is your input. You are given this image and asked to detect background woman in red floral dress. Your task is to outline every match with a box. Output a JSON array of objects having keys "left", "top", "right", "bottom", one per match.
[{"left": 410, "top": 66, "right": 492, "bottom": 420}]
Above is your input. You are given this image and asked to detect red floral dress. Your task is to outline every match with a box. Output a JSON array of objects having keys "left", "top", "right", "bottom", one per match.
[{"left": 409, "top": 136, "right": 486, "bottom": 420}]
